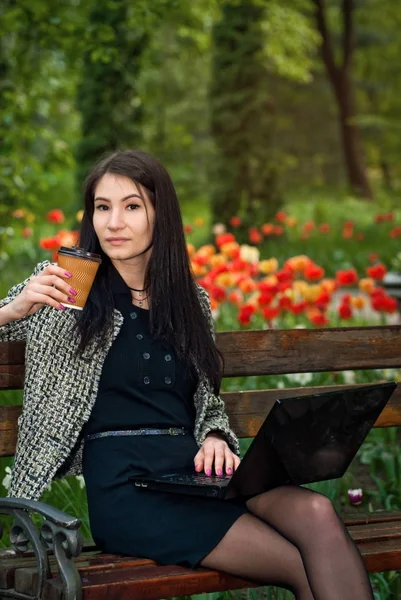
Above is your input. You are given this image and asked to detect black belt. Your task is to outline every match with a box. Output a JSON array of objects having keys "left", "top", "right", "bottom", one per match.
[{"left": 85, "top": 427, "right": 189, "bottom": 442}]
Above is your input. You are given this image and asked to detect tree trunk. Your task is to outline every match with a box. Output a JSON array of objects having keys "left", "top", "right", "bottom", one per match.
[
  {"left": 334, "top": 70, "right": 373, "bottom": 198},
  {"left": 313, "top": 0, "right": 373, "bottom": 199}
]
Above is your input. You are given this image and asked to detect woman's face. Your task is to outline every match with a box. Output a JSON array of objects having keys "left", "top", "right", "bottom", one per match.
[{"left": 93, "top": 173, "right": 155, "bottom": 262}]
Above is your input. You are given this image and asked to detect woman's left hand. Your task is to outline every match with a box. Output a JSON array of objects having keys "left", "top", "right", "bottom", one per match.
[{"left": 194, "top": 432, "right": 241, "bottom": 477}]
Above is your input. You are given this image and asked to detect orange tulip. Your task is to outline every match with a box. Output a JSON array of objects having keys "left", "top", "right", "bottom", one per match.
[
  {"left": 284, "top": 255, "right": 309, "bottom": 273},
  {"left": 261, "top": 223, "right": 274, "bottom": 236},
  {"left": 186, "top": 243, "right": 196, "bottom": 257},
  {"left": 285, "top": 217, "right": 298, "bottom": 228},
  {"left": 351, "top": 296, "right": 366, "bottom": 310},
  {"left": 303, "top": 221, "right": 315, "bottom": 233},
  {"left": 210, "top": 254, "right": 228, "bottom": 268},
  {"left": 197, "top": 244, "right": 216, "bottom": 258},
  {"left": 215, "top": 272, "right": 236, "bottom": 288},
  {"left": 238, "top": 278, "right": 257, "bottom": 294},
  {"left": 275, "top": 211, "right": 287, "bottom": 222},
  {"left": 227, "top": 290, "right": 243, "bottom": 304},
  {"left": 220, "top": 241, "right": 240, "bottom": 259},
  {"left": 359, "top": 278, "right": 375, "bottom": 295},
  {"left": 191, "top": 263, "right": 207, "bottom": 277}
]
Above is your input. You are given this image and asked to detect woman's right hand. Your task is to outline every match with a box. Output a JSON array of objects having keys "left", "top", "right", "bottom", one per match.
[{"left": 7, "top": 264, "right": 77, "bottom": 319}]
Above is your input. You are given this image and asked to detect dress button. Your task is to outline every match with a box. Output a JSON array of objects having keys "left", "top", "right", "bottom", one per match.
[
  {"left": 144, "top": 376, "right": 150, "bottom": 384},
  {"left": 165, "top": 376, "right": 172, "bottom": 385},
  {"left": 130, "top": 312, "right": 138, "bottom": 320},
  {"left": 143, "top": 352, "right": 150, "bottom": 360},
  {"left": 164, "top": 354, "right": 172, "bottom": 362},
  {"left": 136, "top": 334, "right": 143, "bottom": 340}
]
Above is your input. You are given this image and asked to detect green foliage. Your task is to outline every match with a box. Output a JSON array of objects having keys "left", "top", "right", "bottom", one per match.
[
  {"left": 75, "top": 0, "right": 147, "bottom": 193},
  {"left": 0, "top": 0, "right": 84, "bottom": 215},
  {"left": 210, "top": 1, "right": 282, "bottom": 229}
]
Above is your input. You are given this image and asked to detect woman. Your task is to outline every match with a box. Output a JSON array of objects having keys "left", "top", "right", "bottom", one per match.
[{"left": 0, "top": 150, "right": 373, "bottom": 599}]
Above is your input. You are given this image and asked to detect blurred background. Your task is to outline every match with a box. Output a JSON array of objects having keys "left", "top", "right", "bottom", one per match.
[
  {"left": 2, "top": 0, "right": 401, "bottom": 278},
  {"left": 2, "top": 1, "right": 401, "bottom": 597}
]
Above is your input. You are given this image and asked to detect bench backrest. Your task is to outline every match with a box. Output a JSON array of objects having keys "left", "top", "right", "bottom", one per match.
[{"left": 1, "top": 325, "right": 401, "bottom": 457}]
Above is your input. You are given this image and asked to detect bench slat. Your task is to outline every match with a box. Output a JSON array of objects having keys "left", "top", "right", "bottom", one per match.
[
  {"left": 39, "top": 522, "right": 401, "bottom": 600},
  {"left": 2, "top": 326, "right": 401, "bottom": 385},
  {"left": 4, "top": 516, "right": 401, "bottom": 599},
  {"left": 218, "top": 326, "right": 401, "bottom": 376},
  {"left": 0, "top": 341, "right": 25, "bottom": 366},
  {"left": 1, "top": 380, "right": 401, "bottom": 456},
  {"left": 343, "top": 511, "right": 401, "bottom": 526},
  {"left": 63, "top": 563, "right": 255, "bottom": 600},
  {"left": 224, "top": 383, "right": 401, "bottom": 435},
  {"left": 348, "top": 521, "right": 401, "bottom": 543},
  {"left": 358, "top": 539, "right": 401, "bottom": 573}
]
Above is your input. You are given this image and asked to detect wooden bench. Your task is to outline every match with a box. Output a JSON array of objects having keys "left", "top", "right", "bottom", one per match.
[{"left": 2, "top": 325, "right": 401, "bottom": 599}]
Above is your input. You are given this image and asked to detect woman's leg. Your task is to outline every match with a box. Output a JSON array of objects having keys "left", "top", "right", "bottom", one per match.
[
  {"left": 200, "top": 512, "right": 315, "bottom": 600},
  {"left": 246, "top": 485, "right": 374, "bottom": 600}
]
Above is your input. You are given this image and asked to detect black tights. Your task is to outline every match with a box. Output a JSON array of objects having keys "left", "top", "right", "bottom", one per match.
[{"left": 201, "top": 486, "right": 373, "bottom": 600}]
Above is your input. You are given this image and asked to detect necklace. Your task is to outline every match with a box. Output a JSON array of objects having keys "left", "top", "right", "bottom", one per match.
[
  {"left": 127, "top": 284, "right": 149, "bottom": 308},
  {"left": 130, "top": 291, "right": 149, "bottom": 308},
  {"left": 127, "top": 285, "right": 148, "bottom": 292}
]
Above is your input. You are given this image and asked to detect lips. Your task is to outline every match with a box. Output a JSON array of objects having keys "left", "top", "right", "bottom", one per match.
[{"left": 106, "top": 238, "right": 130, "bottom": 242}]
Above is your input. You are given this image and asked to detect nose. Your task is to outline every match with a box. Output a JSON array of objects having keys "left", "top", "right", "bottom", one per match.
[{"left": 107, "top": 208, "right": 126, "bottom": 231}]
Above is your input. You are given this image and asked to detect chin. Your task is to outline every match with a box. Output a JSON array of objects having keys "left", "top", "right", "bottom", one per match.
[{"left": 104, "top": 249, "right": 132, "bottom": 261}]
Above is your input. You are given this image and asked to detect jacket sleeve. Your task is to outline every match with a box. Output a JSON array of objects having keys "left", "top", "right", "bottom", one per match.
[
  {"left": 195, "top": 285, "right": 241, "bottom": 456},
  {"left": 0, "top": 261, "right": 50, "bottom": 342}
]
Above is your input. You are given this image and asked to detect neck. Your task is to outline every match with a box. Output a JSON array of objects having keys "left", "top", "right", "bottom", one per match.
[{"left": 111, "top": 259, "right": 147, "bottom": 291}]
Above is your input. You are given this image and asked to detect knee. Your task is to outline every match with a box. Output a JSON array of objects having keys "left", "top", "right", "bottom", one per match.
[{"left": 298, "top": 493, "right": 343, "bottom": 539}]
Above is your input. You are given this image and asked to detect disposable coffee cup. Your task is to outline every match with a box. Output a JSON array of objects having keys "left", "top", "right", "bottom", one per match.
[{"left": 57, "top": 246, "right": 102, "bottom": 310}]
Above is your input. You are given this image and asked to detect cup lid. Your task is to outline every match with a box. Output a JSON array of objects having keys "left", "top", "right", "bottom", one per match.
[{"left": 58, "top": 246, "right": 102, "bottom": 263}]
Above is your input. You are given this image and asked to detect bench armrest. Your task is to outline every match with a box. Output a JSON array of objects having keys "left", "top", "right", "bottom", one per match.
[
  {"left": 0, "top": 497, "right": 81, "bottom": 530},
  {"left": 0, "top": 496, "right": 83, "bottom": 600}
]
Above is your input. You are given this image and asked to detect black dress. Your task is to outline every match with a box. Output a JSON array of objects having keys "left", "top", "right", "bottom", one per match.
[{"left": 82, "top": 267, "right": 248, "bottom": 568}]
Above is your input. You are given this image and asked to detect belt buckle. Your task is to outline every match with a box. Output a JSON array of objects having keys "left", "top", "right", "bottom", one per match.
[{"left": 169, "top": 427, "right": 175, "bottom": 436}]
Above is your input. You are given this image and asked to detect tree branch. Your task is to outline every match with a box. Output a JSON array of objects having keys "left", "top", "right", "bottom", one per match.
[
  {"left": 313, "top": 0, "right": 338, "bottom": 81},
  {"left": 342, "top": 0, "right": 354, "bottom": 70}
]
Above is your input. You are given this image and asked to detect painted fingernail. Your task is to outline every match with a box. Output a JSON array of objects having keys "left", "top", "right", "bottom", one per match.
[
  {"left": 195, "top": 464, "right": 201, "bottom": 472},
  {"left": 206, "top": 469, "right": 212, "bottom": 476},
  {"left": 227, "top": 468, "right": 233, "bottom": 474},
  {"left": 68, "top": 297, "right": 76, "bottom": 303},
  {"left": 65, "top": 271, "right": 72, "bottom": 277},
  {"left": 59, "top": 304, "right": 66, "bottom": 310},
  {"left": 217, "top": 469, "right": 223, "bottom": 476},
  {"left": 69, "top": 288, "right": 77, "bottom": 296}
]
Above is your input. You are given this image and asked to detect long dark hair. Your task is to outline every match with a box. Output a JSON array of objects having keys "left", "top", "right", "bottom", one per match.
[{"left": 76, "top": 149, "right": 223, "bottom": 393}]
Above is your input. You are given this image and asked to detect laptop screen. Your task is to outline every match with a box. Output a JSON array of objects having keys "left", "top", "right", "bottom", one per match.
[{"left": 266, "top": 382, "right": 396, "bottom": 484}]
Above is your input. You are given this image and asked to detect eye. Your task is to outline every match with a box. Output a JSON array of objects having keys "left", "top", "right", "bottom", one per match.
[
  {"left": 95, "top": 204, "right": 109, "bottom": 211},
  {"left": 127, "top": 203, "right": 140, "bottom": 210}
]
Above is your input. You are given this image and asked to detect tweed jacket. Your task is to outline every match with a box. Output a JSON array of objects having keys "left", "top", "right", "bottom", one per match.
[{"left": 0, "top": 261, "right": 239, "bottom": 501}]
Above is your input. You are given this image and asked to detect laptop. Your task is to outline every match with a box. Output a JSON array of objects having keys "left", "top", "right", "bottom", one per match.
[{"left": 130, "top": 381, "right": 396, "bottom": 501}]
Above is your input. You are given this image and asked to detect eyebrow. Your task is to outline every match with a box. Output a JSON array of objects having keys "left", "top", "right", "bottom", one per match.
[{"left": 94, "top": 194, "right": 143, "bottom": 203}]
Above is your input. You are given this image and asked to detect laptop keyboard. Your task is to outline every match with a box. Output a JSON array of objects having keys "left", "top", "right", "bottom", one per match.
[{"left": 163, "top": 472, "right": 231, "bottom": 487}]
